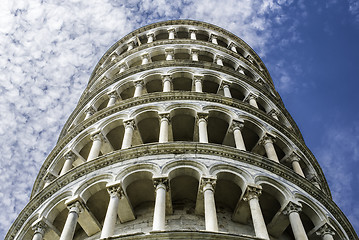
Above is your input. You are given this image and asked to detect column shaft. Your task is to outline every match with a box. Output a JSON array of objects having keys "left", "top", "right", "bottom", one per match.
[
  {"left": 32, "top": 233, "right": 43, "bottom": 240},
  {"left": 248, "top": 197, "right": 270, "bottom": 239},
  {"left": 249, "top": 97, "right": 259, "bottom": 108},
  {"left": 107, "top": 95, "right": 117, "bottom": 107},
  {"left": 153, "top": 182, "right": 167, "bottom": 231},
  {"left": 203, "top": 183, "right": 218, "bottom": 231},
  {"left": 133, "top": 82, "right": 143, "bottom": 97},
  {"left": 198, "top": 118, "right": 208, "bottom": 143},
  {"left": 121, "top": 122, "right": 134, "bottom": 149},
  {"left": 60, "top": 205, "right": 80, "bottom": 240},
  {"left": 292, "top": 160, "right": 305, "bottom": 177},
  {"left": 233, "top": 128, "right": 246, "bottom": 151},
  {"left": 195, "top": 79, "right": 203, "bottom": 92},
  {"left": 60, "top": 155, "right": 75, "bottom": 176},
  {"left": 87, "top": 135, "right": 102, "bottom": 161},
  {"left": 159, "top": 117, "right": 169, "bottom": 143},
  {"left": 191, "top": 51, "right": 199, "bottom": 61},
  {"left": 101, "top": 192, "right": 120, "bottom": 238},
  {"left": 263, "top": 140, "right": 279, "bottom": 162},
  {"left": 223, "top": 85, "right": 232, "bottom": 98},
  {"left": 162, "top": 76, "right": 172, "bottom": 92},
  {"left": 289, "top": 211, "right": 308, "bottom": 240}
]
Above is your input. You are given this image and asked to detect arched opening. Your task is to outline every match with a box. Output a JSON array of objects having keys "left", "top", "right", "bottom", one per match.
[
  {"left": 196, "top": 30, "right": 209, "bottom": 41},
  {"left": 241, "top": 121, "right": 261, "bottom": 152},
  {"left": 198, "top": 52, "right": 214, "bottom": 63},
  {"left": 156, "top": 31, "right": 169, "bottom": 40},
  {"left": 202, "top": 76, "right": 219, "bottom": 94},
  {"left": 119, "top": 86, "right": 135, "bottom": 100},
  {"left": 136, "top": 112, "right": 160, "bottom": 144},
  {"left": 145, "top": 79, "right": 163, "bottom": 93},
  {"left": 172, "top": 77, "right": 192, "bottom": 91},
  {"left": 230, "top": 84, "right": 246, "bottom": 101},
  {"left": 106, "top": 125, "right": 125, "bottom": 151},
  {"left": 170, "top": 109, "right": 196, "bottom": 141},
  {"left": 207, "top": 114, "right": 230, "bottom": 145}
]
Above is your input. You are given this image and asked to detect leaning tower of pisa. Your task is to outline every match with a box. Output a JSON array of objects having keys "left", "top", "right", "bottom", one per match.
[{"left": 6, "top": 20, "right": 358, "bottom": 240}]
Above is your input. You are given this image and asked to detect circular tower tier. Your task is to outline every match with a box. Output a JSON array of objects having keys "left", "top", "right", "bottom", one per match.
[{"left": 6, "top": 20, "right": 358, "bottom": 240}]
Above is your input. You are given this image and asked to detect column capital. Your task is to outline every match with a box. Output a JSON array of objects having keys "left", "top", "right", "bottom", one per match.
[
  {"left": 127, "top": 40, "right": 135, "bottom": 48},
  {"left": 167, "top": 27, "right": 176, "bottom": 33},
  {"left": 146, "top": 32, "right": 155, "bottom": 39},
  {"left": 200, "top": 177, "right": 216, "bottom": 191},
  {"left": 134, "top": 79, "right": 144, "bottom": 87},
  {"left": 44, "top": 171, "right": 56, "bottom": 182},
  {"left": 123, "top": 119, "right": 136, "bottom": 129},
  {"left": 90, "top": 132, "right": 105, "bottom": 142},
  {"left": 209, "top": 33, "right": 217, "bottom": 41},
  {"left": 259, "top": 134, "right": 276, "bottom": 146},
  {"left": 85, "top": 106, "right": 95, "bottom": 115},
  {"left": 159, "top": 113, "right": 170, "bottom": 121},
  {"left": 165, "top": 48, "right": 175, "bottom": 54},
  {"left": 108, "top": 91, "right": 118, "bottom": 99},
  {"left": 256, "top": 78, "right": 266, "bottom": 85},
  {"left": 243, "top": 184, "right": 262, "bottom": 201},
  {"left": 246, "top": 54, "right": 254, "bottom": 62},
  {"left": 141, "top": 52, "right": 150, "bottom": 60},
  {"left": 283, "top": 201, "right": 302, "bottom": 215},
  {"left": 161, "top": 74, "right": 172, "bottom": 82},
  {"left": 197, "top": 112, "right": 209, "bottom": 122},
  {"left": 231, "top": 120, "right": 245, "bottom": 131},
  {"left": 246, "top": 93, "right": 258, "bottom": 101},
  {"left": 31, "top": 220, "right": 47, "bottom": 235},
  {"left": 220, "top": 80, "right": 231, "bottom": 89},
  {"left": 228, "top": 42, "right": 237, "bottom": 49},
  {"left": 64, "top": 150, "right": 76, "bottom": 161},
  {"left": 268, "top": 109, "right": 279, "bottom": 117},
  {"left": 215, "top": 55, "right": 223, "bottom": 61},
  {"left": 193, "top": 75, "right": 204, "bottom": 83},
  {"left": 153, "top": 177, "right": 169, "bottom": 191},
  {"left": 190, "top": 48, "right": 200, "bottom": 54},
  {"left": 316, "top": 223, "right": 336, "bottom": 237},
  {"left": 288, "top": 152, "right": 301, "bottom": 163},
  {"left": 66, "top": 201, "right": 83, "bottom": 215},
  {"left": 189, "top": 29, "right": 197, "bottom": 34},
  {"left": 107, "top": 184, "right": 124, "bottom": 198}
]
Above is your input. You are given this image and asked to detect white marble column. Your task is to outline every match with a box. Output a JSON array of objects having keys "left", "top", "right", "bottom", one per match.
[
  {"left": 189, "top": 29, "right": 197, "bottom": 40},
  {"left": 243, "top": 185, "right": 269, "bottom": 240},
  {"left": 119, "top": 64, "right": 127, "bottom": 73},
  {"left": 289, "top": 153, "right": 305, "bottom": 177},
  {"left": 159, "top": 113, "right": 170, "bottom": 143},
  {"left": 141, "top": 53, "right": 150, "bottom": 65},
  {"left": 316, "top": 223, "right": 336, "bottom": 240},
  {"left": 197, "top": 113, "right": 209, "bottom": 143},
  {"left": 232, "top": 120, "right": 246, "bottom": 151},
  {"left": 283, "top": 202, "right": 308, "bottom": 240},
  {"left": 215, "top": 56, "right": 223, "bottom": 66},
  {"left": 32, "top": 221, "right": 46, "bottom": 240},
  {"left": 237, "top": 65, "right": 245, "bottom": 74},
  {"left": 260, "top": 135, "right": 279, "bottom": 162},
  {"left": 165, "top": 48, "right": 174, "bottom": 61},
  {"left": 101, "top": 185, "right": 123, "bottom": 239},
  {"left": 191, "top": 49, "right": 199, "bottom": 61},
  {"left": 107, "top": 92, "right": 118, "bottom": 107},
  {"left": 248, "top": 94, "right": 259, "bottom": 109},
  {"left": 168, "top": 28, "right": 176, "bottom": 39},
  {"left": 209, "top": 34, "right": 218, "bottom": 44},
  {"left": 84, "top": 107, "right": 95, "bottom": 120},
  {"left": 194, "top": 75, "right": 203, "bottom": 92},
  {"left": 87, "top": 133, "right": 103, "bottom": 161},
  {"left": 202, "top": 178, "right": 218, "bottom": 231},
  {"left": 228, "top": 42, "right": 237, "bottom": 53},
  {"left": 121, "top": 120, "right": 135, "bottom": 149},
  {"left": 147, "top": 33, "right": 155, "bottom": 43},
  {"left": 133, "top": 80, "right": 144, "bottom": 97},
  {"left": 162, "top": 75, "right": 172, "bottom": 92},
  {"left": 60, "top": 202, "right": 82, "bottom": 240},
  {"left": 43, "top": 172, "right": 56, "bottom": 188},
  {"left": 269, "top": 109, "right": 279, "bottom": 121},
  {"left": 127, "top": 41, "right": 135, "bottom": 51},
  {"left": 221, "top": 82, "right": 232, "bottom": 98},
  {"left": 153, "top": 178, "right": 168, "bottom": 231},
  {"left": 60, "top": 151, "right": 76, "bottom": 176}
]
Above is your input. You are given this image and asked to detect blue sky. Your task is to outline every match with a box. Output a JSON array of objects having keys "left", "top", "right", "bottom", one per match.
[{"left": 0, "top": 0, "right": 358, "bottom": 238}]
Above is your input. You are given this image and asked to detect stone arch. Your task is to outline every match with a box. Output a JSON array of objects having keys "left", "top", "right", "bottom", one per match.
[
  {"left": 168, "top": 107, "right": 198, "bottom": 141},
  {"left": 171, "top": 71, "right": 194, "bottom": 91},
  {"left": 143, "top": 73, "right": 163, "bottom": 93},
  {"left": 134, "top": 110, "right": 160, "bottom": 144}
]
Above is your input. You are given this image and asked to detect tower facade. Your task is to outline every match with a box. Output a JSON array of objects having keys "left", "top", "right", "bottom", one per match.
[{"left": 6, "top": 20, "right": 358, "bottom": 240}]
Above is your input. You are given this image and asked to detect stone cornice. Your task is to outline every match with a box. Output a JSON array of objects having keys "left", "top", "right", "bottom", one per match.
[
  {"left": 7, "top": 144, "right": 357, "bottom": 240},
  {"left": 33, "top": 92, "right": 328, "bottom": 198},
  {"left": 89, "top": 19, "right": 272, "bottom": 85},
  {"left": 59, "top": 61, "right": 302, "bottom": 142}
]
